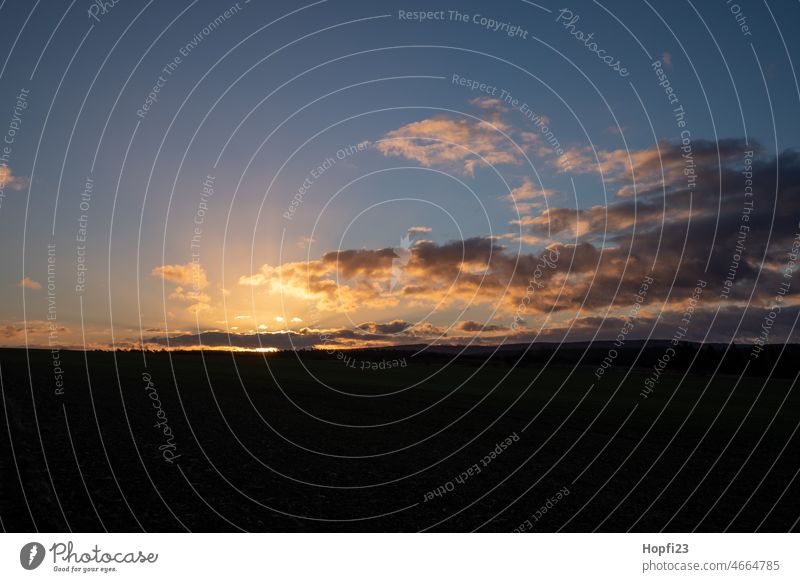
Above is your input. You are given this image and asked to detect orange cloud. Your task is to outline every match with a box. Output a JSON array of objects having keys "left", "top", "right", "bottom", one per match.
[
  {"left": 239, "top": 249, "right": 400, "bottom": 312},
  {"left": 240, "top": 237, "right": 575, "bottom": 320},
  {"left": 455, "top": 320, "right": 506, "bottom": 333},
  {"left": 502, "top": 179, "right": 558, "bottom": 213},
  {"left": 156, "top": 141, "right": 800, "bottom": 347},
  {"left": 376, "top": 115, "right": 521, "bottom": 175},
  {"left": 554, "top": 139, "right": 744, "bottom": 198},
  {"left": 152, "top": 262, "right": 208, "bottom": 289}
]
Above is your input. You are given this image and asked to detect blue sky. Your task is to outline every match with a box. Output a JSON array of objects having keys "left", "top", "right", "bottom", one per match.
[{"left": 1, "top": 0, "right": 799, "bottom": 349}]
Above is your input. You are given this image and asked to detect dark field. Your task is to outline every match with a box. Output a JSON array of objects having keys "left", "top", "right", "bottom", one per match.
[{"left": 1, "top": 347, "right": 798, "bottom": 532}]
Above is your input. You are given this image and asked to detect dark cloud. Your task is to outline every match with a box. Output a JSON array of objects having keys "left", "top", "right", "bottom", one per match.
[{"left": 357, "top": 320, "right": 412, "bottom": 335}]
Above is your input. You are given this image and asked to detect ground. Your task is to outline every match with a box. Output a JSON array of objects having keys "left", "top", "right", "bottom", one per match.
[{"left": 1, "top": 348, "right": 797, "bottom": 532}]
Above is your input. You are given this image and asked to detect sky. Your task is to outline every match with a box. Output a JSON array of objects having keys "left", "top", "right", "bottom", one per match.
[{"left": 1, "top": 0, "right": 799, "bottom": 350}]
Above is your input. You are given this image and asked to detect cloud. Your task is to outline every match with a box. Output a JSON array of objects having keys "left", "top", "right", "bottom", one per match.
[
  {"left": 407, "top": 226, "right": 432, "bottom": 234},
  {"left": 239, "top": 248, "right": 401, "bottom": 312},
  {"left": 132, "top": 140, "right": 800, "bottom": 348},
  {"left": 502, "top": 179, "right": 558, "bottom": 213},
  {"left": 455, "top": 320, "right": 506, "bottom": 333},
  {"left": 516, "top": 143, "right": 800, "bottom": 318},
  {"left": 512, "top": 198, "right": 696, "bottom": 241},
  {"left": 152, "top": 262, "right": 208, "bottom": 289},
  {"left": 376, "top": 114, "right": 521, "bottom": 175},
  {"left": 146, "top": 329, "right": 330, "bottom": 350},
  {"left": 19, "top": 277, "right": 41, "bottom": 290},
  {"left": 554, "top": 138, "right": 746, "bottom": 198},
  {"left": 152, "top": 262, "right": 211, "bottom": 313},
  {"left": 238, "top": 141, "right": 800, "bottom": 347},
  {"left": 470, "top": 96, "right": 509, "bottom": 113},
  {"left": 168, "top": 287, "right": 211, "bottom": 313},
  {"left": 375, "top": 96, "right": 568, "bottom": 175},
  {"left": 1, "top": 320, "right": 67, "bottom": 340},
  {"left": 241, "top": 235, "right": 571, "bottom": 319},
  {"left": 0, "top": 165, "right": 29, "bottom": 191},
  {"left": 534, "top": 140, "right": 778, "bottom": 239},
  {"left": 504, "top": 180, "right": 556, "bottom": 202}
]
